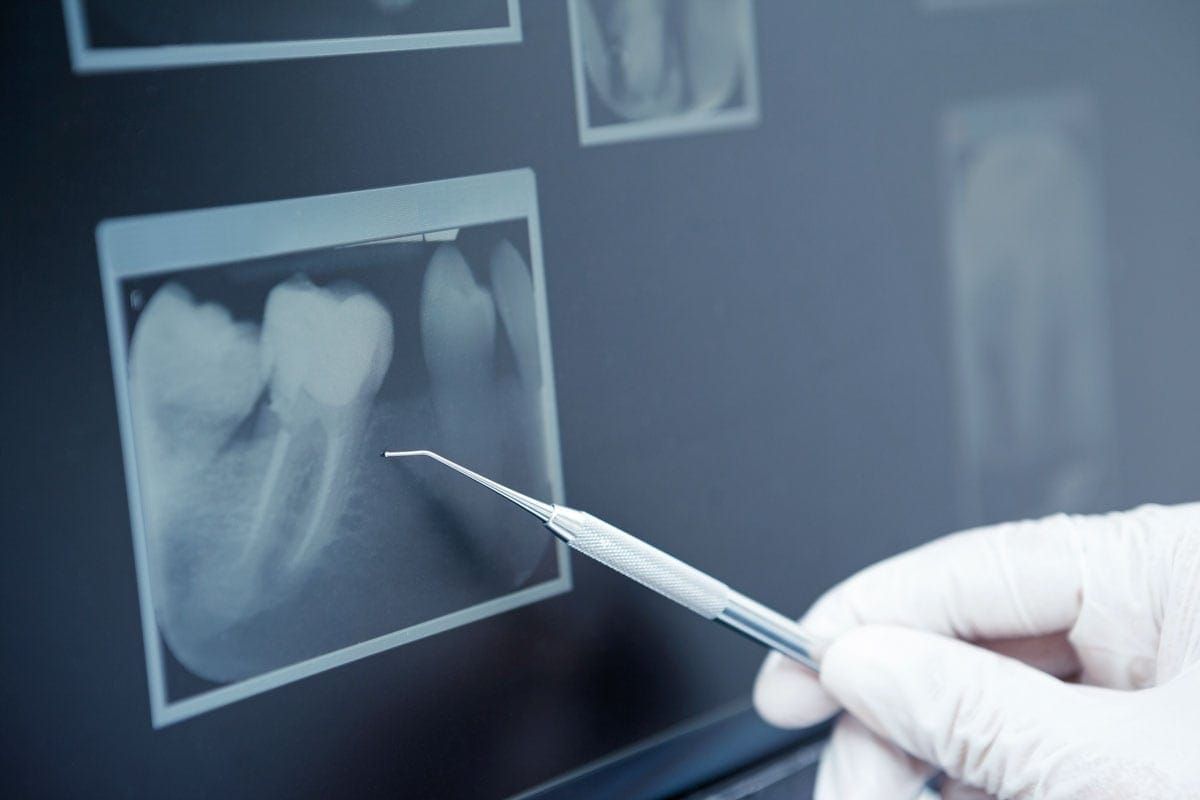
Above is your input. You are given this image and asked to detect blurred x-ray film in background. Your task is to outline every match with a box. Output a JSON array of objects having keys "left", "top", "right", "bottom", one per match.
[
  {"left": 942, "top": 91, "right": 1117, "bottom": 526},
  {"left": 567, "top": 0, "right": 759, "bottom": 145}
]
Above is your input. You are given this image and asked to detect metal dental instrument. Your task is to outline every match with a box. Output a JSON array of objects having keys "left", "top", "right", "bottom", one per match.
[{"left": 382, "top": 450, "right": 820, "bottom": 672}]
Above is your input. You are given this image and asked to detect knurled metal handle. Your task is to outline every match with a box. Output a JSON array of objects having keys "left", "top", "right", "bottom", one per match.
[{"left": 565, "top": 511, "right": 731, "bottom": 619}]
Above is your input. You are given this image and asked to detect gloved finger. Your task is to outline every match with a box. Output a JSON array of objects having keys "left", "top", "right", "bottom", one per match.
[
  {"left": 803, "top": 513, "right": 1091, "bottom": 648},
  {"left": 754, "top": 650, "right": 838, "bottom": 727},
  {"left": 821, "top": 624, "right": 1100, "bottom": 798},
  {"left": 814, "top": 713, "right": 931, "bottom": 800},
  {"left": 980, "top": 631, "right": 1080, "bottom": 679},
  {"left": 753, "top": 631, "right": 1082, "bottom": 730},
  {"left": 1068, "top": 502, "right": 1199, "bottom": 688},
  {"left": 755, "top": 512, "right": 1086, "bottom": 727}
]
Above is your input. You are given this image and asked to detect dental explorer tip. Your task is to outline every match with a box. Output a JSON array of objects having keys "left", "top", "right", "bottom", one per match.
[{"left": 381, "top": 449, "right": 555, "bottom": 522}]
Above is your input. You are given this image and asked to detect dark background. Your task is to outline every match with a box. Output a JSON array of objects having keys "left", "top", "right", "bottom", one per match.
[{"left": 3, "top": 1, "right": 1199, "bottom": 798}]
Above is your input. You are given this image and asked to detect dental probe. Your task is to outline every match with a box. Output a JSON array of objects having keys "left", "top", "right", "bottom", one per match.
[{"left": 382, "top": 450, "right": 820, "bottom": 672}]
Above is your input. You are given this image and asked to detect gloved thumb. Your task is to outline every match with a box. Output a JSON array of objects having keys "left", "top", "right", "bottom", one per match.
[{"left": 820, "top": 624, "right": 1098, "bottom": 798}]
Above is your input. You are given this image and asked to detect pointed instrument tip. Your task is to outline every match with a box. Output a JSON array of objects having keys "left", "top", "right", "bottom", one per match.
[{"left": 380, "top": 448, "right": 554, "bottom": 522}]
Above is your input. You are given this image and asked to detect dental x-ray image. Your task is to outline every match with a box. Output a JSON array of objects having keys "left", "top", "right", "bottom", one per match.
[
  {"left": 567, "top": 0, "right": 760, "bottom": 146},
  {"left": 65, "top": 0, "right": 519, "bottom": 73},
  {"left": 98, "top": 171, "right": 567, "bottom": 726},
  {"left": 942, "top": 92, "right": 1117, "bottom": 526}
]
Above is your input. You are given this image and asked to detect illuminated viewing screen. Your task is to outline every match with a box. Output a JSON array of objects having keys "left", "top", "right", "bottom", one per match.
[{"left": 5, "top": 2, "right": 1200, "bottom": 798}]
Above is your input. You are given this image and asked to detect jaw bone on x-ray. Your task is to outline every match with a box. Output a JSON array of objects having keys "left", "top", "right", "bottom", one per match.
[
  {"left": 122, "top": 220, "right": 558, "bottom": 692},
  {"left": 944, "top": 93, "right": 1117, "bottom": 524},
  {"left": 571, "top": 0, "right": 758, "bottom": 143}
]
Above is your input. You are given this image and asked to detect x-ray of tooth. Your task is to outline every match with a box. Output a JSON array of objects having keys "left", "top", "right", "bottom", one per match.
[
  {"left": 99, "top": 171, "right": 567, "bottom": 726},
  {"left": 568, "top": 0, "right": 760, "bottom": 146},
  {"left": 490, "top": 239, "right": 544, "bottom": 393},
  {"left": 942, "top": 92, "right": 1117, "bottom": 525},
  {"left": 421, "top": 244, "right": 499, "bottom": 454},
  {"left": 65, "top": 0, "right": 519, "bottom": 73}
]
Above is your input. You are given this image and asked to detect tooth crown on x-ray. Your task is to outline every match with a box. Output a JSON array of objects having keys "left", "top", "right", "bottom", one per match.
[{"left": 128, "top": 239, "right": 547, "bottom": 683}]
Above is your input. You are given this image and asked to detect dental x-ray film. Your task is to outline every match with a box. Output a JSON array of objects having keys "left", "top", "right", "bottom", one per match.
[
  {"left": 942, "top": 91, "right": 1117, "bottom": 525},
  {"left": 64, "top": 0, "right": 520, "bottom": 73},
  {"left": 98, "top": 170, "right": 568, "bottom": 726},
  {"left": 567, "top": 0, "right": 760, "bottom": 146}
]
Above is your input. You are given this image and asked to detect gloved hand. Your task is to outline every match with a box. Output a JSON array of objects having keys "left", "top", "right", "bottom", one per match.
[{"left": 753, "top": 502, "right": 1200, "bottom": 799}]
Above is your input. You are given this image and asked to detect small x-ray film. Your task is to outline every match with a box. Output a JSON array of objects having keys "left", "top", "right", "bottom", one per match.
[
  {"left": 64, "top": 0, "right": 520, "bottom": 73},
  {"left": 942, "top": 92, "right": 1117, "bottom": 525},
  {"left": 567, "top": 0, "right": 760, "bottom": 146},
  {"left": 98, "top": 170, "right": 568, "bottom": 726}
]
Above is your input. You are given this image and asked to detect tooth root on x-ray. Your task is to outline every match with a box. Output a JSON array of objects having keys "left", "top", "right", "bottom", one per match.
[
  {"left": 255, "top": 276, "right": 394, "bottom": 571},
  {"left": 420, "top": 244, "right": 500, "bottom": 468}
]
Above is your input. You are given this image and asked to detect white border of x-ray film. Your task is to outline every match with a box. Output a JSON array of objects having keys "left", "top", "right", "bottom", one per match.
[
  {"left": 97, "top": 169, "right": 570, "bottom": 727},
  {"left": 62, "top": 0, "right": 522, "bottom": 74},
  {"left": 939, "top": 90, "right": 1117, "bottom": 525},
  {"left": 566, "top": 0, "right": 761, "bottom": 147}
]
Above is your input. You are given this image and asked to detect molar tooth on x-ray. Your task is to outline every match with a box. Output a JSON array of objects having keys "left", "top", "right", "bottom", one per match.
[
  {"left": 252, "top": 277, "right": 394, "bottom": 572},
  {"left": 129, "top": 284, "right": 271, "bottom": 644},
  {"left": 944, "top": 94, "right": 1117, "bottom": 524},
  {"left": 128, "top": 284, "right": 265, "bottom": 547}
]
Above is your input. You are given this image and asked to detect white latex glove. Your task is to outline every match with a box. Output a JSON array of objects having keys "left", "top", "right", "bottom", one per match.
[{"left": 753, "top": 503, "right": 1200, "bottom": 799}]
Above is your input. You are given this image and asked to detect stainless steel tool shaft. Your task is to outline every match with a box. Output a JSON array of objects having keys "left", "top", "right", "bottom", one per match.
[{"left": 383, "top": 450, "right": 819, "bottom": 671}]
